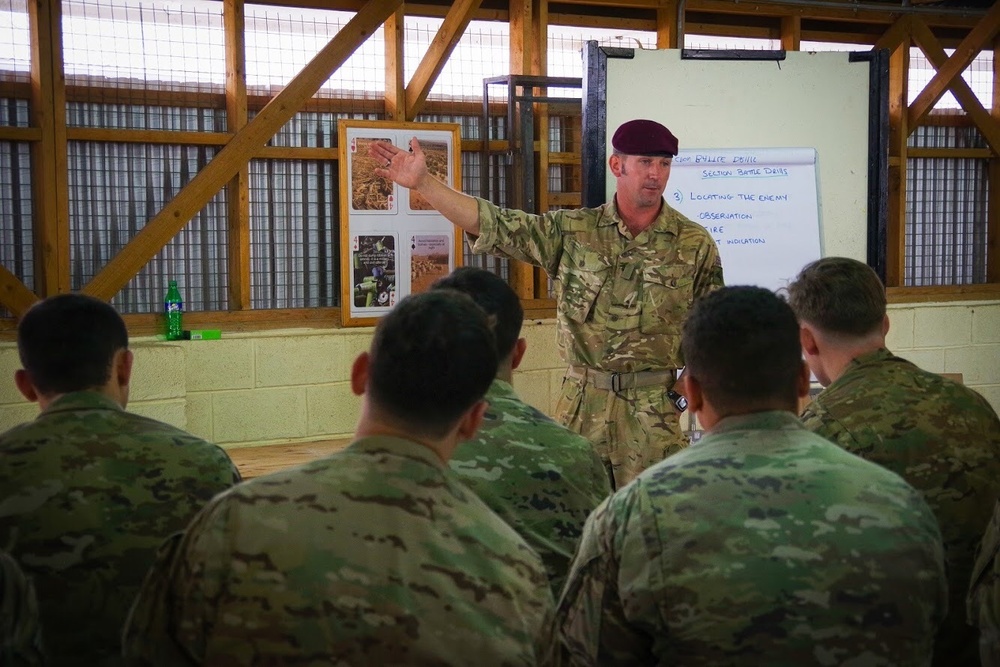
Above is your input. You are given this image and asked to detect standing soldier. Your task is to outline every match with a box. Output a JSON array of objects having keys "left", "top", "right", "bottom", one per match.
[{"left": 372, "top": 119, "right": 723, "bottom": 488}]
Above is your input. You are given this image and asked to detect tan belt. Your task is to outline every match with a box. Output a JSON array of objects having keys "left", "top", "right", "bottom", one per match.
[{"left": 567, "top": 366, "right": 677, "bottom": 393}]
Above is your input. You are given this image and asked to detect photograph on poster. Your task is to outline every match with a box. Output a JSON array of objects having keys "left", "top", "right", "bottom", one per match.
[
  {"left": 408, "top": 140, "right": 450, "bottom": 212},
  {"left": 410, "top": 234, "right": 451, "bottom": 293},
  {"left": 352, "top": 234, "right": 397, "bottom": 310},
  {"left": 349, "top": 136, "right": 396, "bottom": 213},
  {"left": 339, "top": 120, "right": 463, "bottom": 327}
]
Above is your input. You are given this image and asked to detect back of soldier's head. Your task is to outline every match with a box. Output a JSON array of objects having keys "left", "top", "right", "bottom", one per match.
[
  {"left": 430, "top": 267, "right": 523, "bottom": 360},
  {"left": 368, "top": 290, "right": 498, "bottom": 436},
  {"left": 17, "top": 294, "right": 129, "bottom": 396},
  {"left": 682, "top": 286, "right": 801, "bottom": 413},
  {"left": 787, "top": 257, "right": 886, "bottom": 337}
]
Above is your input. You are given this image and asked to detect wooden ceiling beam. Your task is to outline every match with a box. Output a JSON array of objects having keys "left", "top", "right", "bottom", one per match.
[
  {"left": 910, "top": 16, "right": 1000, "bottom": 153},
  {"left": 404, "top": 0, "right": 484, "bottom": 120},
  {"left": 81, "top": 0, "right": 404, "bottom": 301},
  {"left": 0, "top": 266, "right": 39, "bottom": 318},
  {"left": 907, "top": 0, "right": 1000, "bottom": 131},
  {"left": 874, "top": 15, "right": 912, "bottom": 53}
]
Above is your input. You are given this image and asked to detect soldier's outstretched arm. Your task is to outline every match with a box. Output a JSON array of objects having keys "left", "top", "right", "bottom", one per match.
[{"left": 369, "top": 137, "right": 481, "bottom": 236}]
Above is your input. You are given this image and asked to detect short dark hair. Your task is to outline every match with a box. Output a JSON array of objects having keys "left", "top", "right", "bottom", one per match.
[
  {"left": 368, "top": 290, "right": 498, "bottom": 436},
  {"left": 431, "top": 267, "right": 523, "bottom": 360},
  {"left": 786, "top": 257, "right": 886, "bottom": 336},
  {"left": 682, "top": 286, "right": 801, "bottom": 413},
  {"left": 17, "top": 293, "right": 129, "bottom": 395}
]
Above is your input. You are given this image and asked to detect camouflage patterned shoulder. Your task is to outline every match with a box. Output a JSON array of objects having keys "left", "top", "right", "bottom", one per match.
[
  {"left": 450, "top": 381, "right": 611, "bottom": 594},
  {"left": 126, "top": 437, "right": 555, "bottom": 666}
]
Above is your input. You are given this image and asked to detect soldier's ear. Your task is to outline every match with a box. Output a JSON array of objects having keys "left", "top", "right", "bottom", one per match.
[
  {"left": 881, "top": 314, "right": 890, "bottom": 337},
  {"left": 350, "top": 352, "right": 369, "bottom": 396},
  {"left": 682, "top": 374, "right": 703, "bottom": 414},
  {"left": 799, "top": 325, "right": 820, "bottom": 356},
  {"left": 114, "top": 349, "right": 133, "bottom": 390},
  {"left": 14, "top": 369, "right": 38, "bottom": 403},
  {"left": 609, "top": 153, "right": 623, "bottom": 177},
  {"left": 796, "top": 360, "right": 811, "bottom": 399},
  {"left": 510, "top": 338, "right": 527, "bottom": 370},
  {"left": 456, "top": 399, "right": 488, "bottom": 441}
]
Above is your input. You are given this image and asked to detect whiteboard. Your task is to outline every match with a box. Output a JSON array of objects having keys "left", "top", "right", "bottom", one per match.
[
  {"left": 668, "top": 147, "right": 820, "bottom": 291},
  {"left": 582, "top": 46, "right": 888, "bottom": 280}
]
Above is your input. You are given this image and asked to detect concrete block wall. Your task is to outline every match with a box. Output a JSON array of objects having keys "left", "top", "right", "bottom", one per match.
[
  {"left": 886, "top": 300, "right": 1000, "bottom": 411},
  {"left": 0, "top": 301, "right": 997, "bottom": 448},
  {"left": 0, "top": 319, "right": 567, "bottom": 449}
]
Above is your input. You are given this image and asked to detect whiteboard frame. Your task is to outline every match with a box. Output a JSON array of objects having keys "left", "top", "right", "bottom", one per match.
[{"left": 580, "top": 44, "right": 889, "bottom": 282}]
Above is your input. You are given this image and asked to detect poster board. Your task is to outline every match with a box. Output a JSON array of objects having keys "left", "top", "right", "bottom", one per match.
[
  {"left": 338, "top": 120, "right": 462, "bottom": 327},
  {"left": 582, "top": 46, "right": 888, "bottom": 282},
  {"left": 668, "top": 147, "right": 821, "bottom": 291}
]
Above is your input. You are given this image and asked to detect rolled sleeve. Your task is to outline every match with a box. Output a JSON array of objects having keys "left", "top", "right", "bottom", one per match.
[{"left": 471, "top": 197, "right": 567, "bottom": 275}]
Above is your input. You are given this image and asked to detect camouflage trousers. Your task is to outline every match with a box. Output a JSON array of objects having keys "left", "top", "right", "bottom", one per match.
[{"left": 555, "top": 372, "right": 687, "bottom": 489}]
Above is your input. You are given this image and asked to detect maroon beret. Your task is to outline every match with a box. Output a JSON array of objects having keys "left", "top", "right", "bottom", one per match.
[{"left": 611, "top": 119, "right": 679, "bottom": 157}]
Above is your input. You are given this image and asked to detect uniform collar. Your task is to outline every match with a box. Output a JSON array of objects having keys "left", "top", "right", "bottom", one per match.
[
  {"left": 707, "top": 410, "right": 804, "bottom": 437},
  {"left": 348, "top": 435, "right": 447, "bottom": 470},
  {"left": 41, "top": 390, "right": 125, "bottom": 416},
  {"left": 485, "top": 378, "right": 517, "bottom": 401},
  {"left": 846, "top": 347, "right": 896, "bottom": 371},
  {"left": 604, "top": 197, "right": 681, "bottom": 238}
]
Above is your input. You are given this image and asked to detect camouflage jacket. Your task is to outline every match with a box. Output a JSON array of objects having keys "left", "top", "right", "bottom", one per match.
[
  {"left": 449, "top": 379, "right": 611, "bottom": 595},
  {"left": 473, "top": 198, "right": 723, "bottom": 371},
  {"left": 0, "top": 550, "right": 44, "bottom": 666},
  {"left": 800, "top": 348, "right": 1000, "bottom": 665},
  {"left": 970, "top": 500, "right": 1000, "bottom": 667},
  {"left": 123, "top": 435, "right": 555, "bottom": 666},
  {"left": 555, "top": 411, "right": 947, "bottom": 666},
  {"left": 0, "top": 391, "right": 240, "bottom": 666}
]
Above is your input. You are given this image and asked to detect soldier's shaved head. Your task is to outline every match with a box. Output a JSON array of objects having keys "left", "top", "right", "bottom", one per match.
[
  {"left": 17, "top": 293, "right": 129, "bottom": 396},
  {"left": 682, "top": 286, "right": 801, "bottom": 415},
  {"left": 787, "top": 257, "right": 886, "bottom": 337},
  {"left": 431, "top": 267, "right": 523, "bottom": 360},
  {"left": 368, "top": 289, "right": 498, "bottom": 437}
]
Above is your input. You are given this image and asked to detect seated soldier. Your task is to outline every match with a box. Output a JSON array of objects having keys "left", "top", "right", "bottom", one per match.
[
  {"left": 122, "top": 290, "right": 554, "bottom": 666},
  {"left": 554, "top": 286, "right": 946, "bottom": 666},
  {"left": 432, "top": 267, "right": 611, "bottom": 594},
  {"left": 970, "top": 500, "right": 1000, "bottom": 667},
  {"left": 788, "top": 256, "right": 1000, "bottom": 665},
  {"left": 0, "top": 550, "right": 44, "bottom": 666},
  {"left": 0, "top": 293, "right": 240, "bottom": 665}
]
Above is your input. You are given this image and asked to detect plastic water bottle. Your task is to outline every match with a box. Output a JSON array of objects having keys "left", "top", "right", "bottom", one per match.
[{"left": 164, "top": 280, "right": 184, "bottom": 341}]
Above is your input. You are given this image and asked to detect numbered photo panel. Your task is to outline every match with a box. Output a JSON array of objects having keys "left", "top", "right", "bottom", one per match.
[{"left": 338, "top": 120, "right": 463, "bottom": 327}]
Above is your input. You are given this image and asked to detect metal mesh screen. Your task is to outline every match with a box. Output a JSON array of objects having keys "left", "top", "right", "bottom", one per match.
[
  {"left": 249, "top": 158, "right": 338, "bottom": 309},
  {"left": 67, "top": 140, "right": 229, "bottom": 312},
  {"left": 62, "top": 0, "right": 226, "bottom": 103},
  {"left": 906, "top": 126, "right": 989, "bottom": 286}
]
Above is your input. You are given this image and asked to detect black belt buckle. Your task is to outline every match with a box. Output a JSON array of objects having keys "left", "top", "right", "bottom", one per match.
[{"left": 610, "top": 372, "right": 623, "bottom": 393}]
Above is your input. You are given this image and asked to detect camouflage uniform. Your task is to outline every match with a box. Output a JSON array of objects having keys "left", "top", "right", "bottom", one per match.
[
  {"left": 555, "top": 411, "right": 947, "bottom": 666},
  {"left": 0, "top": 391, "right": 240, "bottom": 666},
  {"left": 474, "top": 198, "right": 724, "bottom": 488},
  {"left": 1, "top": 550, "right": 44, "bottom": 666},
  {"left": 970, "top": 500, "right": 1000, "bottom": 667},
  {"left": 449, "top": 378, "right": 612, "bottom": 595},
  {"left": 800, "top": 348, "right": 1000, "bottom": 666},
  {"left": 122, "top": 435, "right": 555, "bottom": 666}
]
